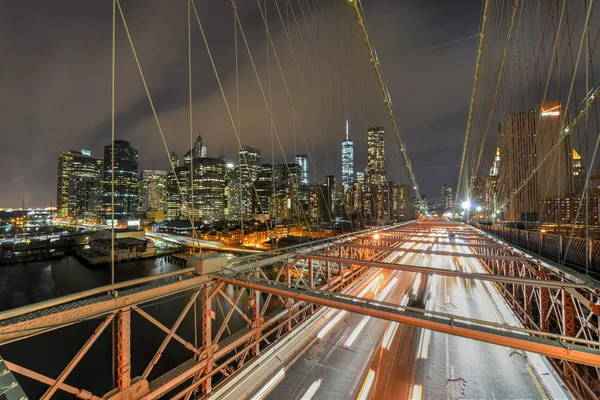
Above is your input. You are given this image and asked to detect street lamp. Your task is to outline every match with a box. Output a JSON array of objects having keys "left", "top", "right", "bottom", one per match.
[
  {"left": 475, "top": 206, "right": 482, "bottom": 212},
  {"left": 462, "top": 201, "right": 471, "bottom": 210}
]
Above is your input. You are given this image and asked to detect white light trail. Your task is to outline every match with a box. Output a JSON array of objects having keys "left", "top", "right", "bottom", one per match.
[
  {"left": 345, "top": 316, "right": 371, "bottom": 347},
  {"left": 317, "top": 311, "right": 348, "bottom": 339},
  {"left": 411, "top": 384, "right": 423, "bottom": 399},
  {"left": 417, "top": 329, "right": 432, "bottom": 359},
  {"left": 356, "top": 369, "right": 376, "bottom": 399},
  {"left": 400, "top": 295, "right": 409, "bottom": 307},
  {"left": 412, "top": 273, "right": 422, "bottom": 295},
  {"left": 345, "top": 277, "right": 398, "bottom": 348},
  {"left": 381, "top": 322, "right": 399, "bottom": 350},
  {"left": 303, "top": 378, "right": 323, "bottom": 400},
  {"left": 250, "top": 368, "right": 285, "bottom": 400},
  {"left": 376, "top": 277, "right": 398, "bottom": 301}
]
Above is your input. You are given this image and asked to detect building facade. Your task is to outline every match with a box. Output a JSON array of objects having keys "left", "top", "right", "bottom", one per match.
[
  {"left": 102, "top": 140, "right": 140, "bottom": 220},
  {"left": 191, "top": 157, "right": 226, "bottom": 223},
  {"left": 57, "top": 150, "right": 103, "bottom": 220},
  {"left": 341, "top": 119, "right": 354, "bottom": 192},
  {"left": 365, "top": 127, "right": 388, "bottom": 224},
  {"left": 253, "top": 164, "right": 273, "bottom": 217},
  {"left": 500, "top": 103, "right": 572, "bottom": 223},
  {"left": 166, "top": 165, "right": 190, "bottom": 220},
  {"left": 141, "top": 170, "right": 167, "bottom": 214},
  {"left": 440, "top": 184, "right": 454, "bottom": 212},
  {"left": 295, "top": 154, "right": 309, "bottom": 186}
]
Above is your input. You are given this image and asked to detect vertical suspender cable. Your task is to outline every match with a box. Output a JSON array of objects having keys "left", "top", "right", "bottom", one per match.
[
  {"left": 188, "top": 0, "right": 198, "bottom": 348},
  {"left": 234, "top": 0, "right": 245, "bottom": 255},
  {"left": 267, "top": 0, "right": 276, "bottom": 246},
  {"left": 350, "top": 1, "right": 421, "bottom": 207},
  {"left": 110, "top": 0, "right": 116, "bottom": 388},
  {"left": 111, "top": 0, "right": 116, "bottom": 288},
  {"left": 189, "top": 0, "right": 195, "bottom": 255},
  {"left": 456, "top": 0, "right": 491, "bottom": 208}
]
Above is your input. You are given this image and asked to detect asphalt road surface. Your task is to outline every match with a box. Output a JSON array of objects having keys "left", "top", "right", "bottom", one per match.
[{"left": 265, "top": 230, "right": 556, "bottom": 400}]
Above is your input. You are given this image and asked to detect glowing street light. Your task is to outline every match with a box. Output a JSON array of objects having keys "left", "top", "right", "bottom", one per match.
[
  {"left": 462, "top": 201, "right": 471, "bottom": 210},
  {"left": 475, "top": 206, "right": 482, "bottom": 212}
]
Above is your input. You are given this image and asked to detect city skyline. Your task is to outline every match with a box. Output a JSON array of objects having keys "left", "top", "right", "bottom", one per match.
[
  {"left": 0, "top": 1, "right": 483, "bottom": 208},
  {"left": 54, "top": 124, "right": 416, "bottom": 226}
]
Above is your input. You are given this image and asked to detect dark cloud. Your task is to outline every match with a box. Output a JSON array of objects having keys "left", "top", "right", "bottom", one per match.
[{"left": 0, "top": 0, "right": 481, "bottom": 207}]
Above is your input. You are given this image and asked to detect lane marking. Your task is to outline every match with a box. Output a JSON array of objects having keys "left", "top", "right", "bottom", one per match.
[
  {"left": 527, "top": 365, "right": 549, "bottom": 400},
  {"left": 411, "top": 384, "right": 423, "bottom": 400},
  {"left": 381, "top": 322, "right": 399, "bottom": 350},
  {"left": 303, "top": 378, "right": 323, "bottom": 400},
  {"left": 356, "top": 369, "right": 376, "bottom": 400},
  {"left": 251, "top": 368, "right": 285, "bottom": 400}
]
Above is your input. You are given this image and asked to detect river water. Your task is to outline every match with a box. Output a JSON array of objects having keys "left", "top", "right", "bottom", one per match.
[
  {"left": 0, "top": 256, "right": 258, "bottom": 399},
  {"left": 0, "top": 256, "right": 182, "bottom": 311}
]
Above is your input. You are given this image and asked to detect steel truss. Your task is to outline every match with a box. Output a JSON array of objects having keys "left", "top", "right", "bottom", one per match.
[
  {"left": 0, "top": 225, "right": 402, "bottom": 399},
  {"left": 0, "top": 221, "right": 598, "bottom": 399},
  {"left": 470, "top": 227, "right": 600, "bottom": 399}
]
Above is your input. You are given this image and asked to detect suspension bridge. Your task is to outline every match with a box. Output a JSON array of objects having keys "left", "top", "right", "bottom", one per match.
[{"left": 1, "top": 0, "right": 600, "bottom": 399}]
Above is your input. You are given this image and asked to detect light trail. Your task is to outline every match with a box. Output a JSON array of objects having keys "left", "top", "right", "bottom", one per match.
[
  {"left": 356, "top": 369, "right": 376, "bottom": 400},
  {"left": 250, "top": 368, "right": 285, "bottom": 400}
]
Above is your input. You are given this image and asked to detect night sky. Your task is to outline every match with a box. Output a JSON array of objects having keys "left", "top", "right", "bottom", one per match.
[{"left": 0, "top": 0, "right": 481, "bottom": 208}]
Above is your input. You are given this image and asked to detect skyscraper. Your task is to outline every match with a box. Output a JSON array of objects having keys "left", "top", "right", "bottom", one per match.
[
  {"left": 366, "top": 127, "right": 386, "bottom": 185},
  {"left": 295, "top": 154, "right": 309, "bottom": 186},
  {"left": 102, "top": 140, "right": 139, "bottom": 220},
  {"left": 572, "top": 149, "right": 585, "bottom": 190},
  {"left": 167, "top": 165, "right": 189, "bottom": 220},
  {"left": 440, "top": 184, "right": 454, "bottom": 211},
  {"left": 191, "top": 157, "right": 226, "bottom": 223},
  {"left": 240, "top": 145, "right": 262, "bottom": 181},
  {"left": 184, "top": 135, "right": 207, "bottom": 167},
  {"left": 141, "top": 170, "right": 167, "bottom": 213},
  {"left": 341, "top": 119, "right": 354, "bottom": 191},
  {"left": 353, "top": 171, "right": 365, "bottom": 216},
  {"left": 57, "top": 150, "right": 103, "bottom": 220},
  {"left": 254, "top": 164, "right": 273, "bottom": 216},
  {"left": 169, "top": 152, "right": 180, "bottom": 169},
  {"left": 499, "top": 102, "right": 572, "bottom": 222},
  {"left": 226, "top": 146, "right": 262, "bottom": 222},
  {"left": 389, "top": 183, "right": 413, "bottom": 221},
  {"left": 366, "top": 127, "right": 388, "bottom": 224}
]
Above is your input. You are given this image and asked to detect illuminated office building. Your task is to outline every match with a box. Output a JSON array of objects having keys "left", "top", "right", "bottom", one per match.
[
  {"left": 102, "top": 140, "right": 139, "bottom": 220},
  {"left": 253, "top": 164, "right": 273, "bottom": 216},
  {"left": 184, "top": 135, "right": 207, "bottom": 167},
  {"left": 500, "top": 102, "right": 572, "bottom": 222},
  {"left": 366, "top": 127, "right": 388, "bottom": 224},
  {"left": 295, "top": 154, "right": 309, "bottom": 186},
  {"left": 57, "top": 150, "right": 103, "bottom": 220},
  {"left": 141, "top": 170, "right": 167, "bottom": 213},
  {"left": 572, "top": 149, "right": 585, "bottom": 190},
  {"left": 191, "top": 157, "right": 226, "bottom": 223},
  {"left": 166, "top": 160, "right": 191, "bottom": 221},
  {"left": 341, "top": 119, "right": 354, "bottom": 192},
  {"left": 440, "top": 184, "right": 454, "bottom": 211}
]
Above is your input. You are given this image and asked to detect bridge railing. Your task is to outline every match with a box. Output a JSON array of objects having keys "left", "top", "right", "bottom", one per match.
[
  {"left": 0, "top": 222, "right": 408, "bottom": 400},
  {"left": 478, "top": 225, "right": 599, "bottom": 274}
]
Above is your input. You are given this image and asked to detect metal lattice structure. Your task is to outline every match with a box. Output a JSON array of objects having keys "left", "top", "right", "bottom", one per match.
[
  {"left": 471, "top": 226, "right": 600, "bottom": 398},
  {"left": 0, "top": 221, "right": 599, "bottom": 399},
  {"left": 0, "top": 225, "right": 399, "bottom": 399}
]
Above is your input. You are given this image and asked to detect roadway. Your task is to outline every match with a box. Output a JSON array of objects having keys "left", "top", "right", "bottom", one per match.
[
  {"left": 146, "top": 231, "right": 260, "bottom": 254},
  {"left": 264, "top": 226, "right": 569, "bottom": 400}
]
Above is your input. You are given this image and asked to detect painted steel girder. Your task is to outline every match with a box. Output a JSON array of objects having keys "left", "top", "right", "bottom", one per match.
[{"left": 213, "top": 275, "right": 600, "bottom": 368}]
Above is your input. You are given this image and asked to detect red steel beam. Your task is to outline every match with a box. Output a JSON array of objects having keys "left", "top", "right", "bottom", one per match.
[
  {"left": 341, "top": 243, "right": 529, "bottom": 262},
  {"left": 294, "top": 254, "right": 590, "bottom": 290},
  {"left": 214, "top": 275, "right": 600, "bottom": 367},
  {"left": 375, "top": 238, "right": 505, "bottom": 248}
]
